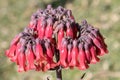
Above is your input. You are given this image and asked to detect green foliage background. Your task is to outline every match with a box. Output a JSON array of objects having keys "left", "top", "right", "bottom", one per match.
[{"left": 0, "top": 0, "right": 120, "bottom": 80}]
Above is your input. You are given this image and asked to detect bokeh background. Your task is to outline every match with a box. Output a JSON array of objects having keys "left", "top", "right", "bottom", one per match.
[{"left": 0, "top": 0, "right": 120, "bottom": 80}]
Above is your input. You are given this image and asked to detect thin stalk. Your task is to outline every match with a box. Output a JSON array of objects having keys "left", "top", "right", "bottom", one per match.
[
  {"left": 56, "top": 66, "right": 62, "bottom": 80},
  {"left": 55, "top": 49, "right": 62, "bottom": 80}
]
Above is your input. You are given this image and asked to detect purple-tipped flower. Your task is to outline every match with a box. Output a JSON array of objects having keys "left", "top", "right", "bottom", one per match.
[
  {"left": 78, "top": 43, "right": 89, "bottom": 70},
  {"left": 6, "top": 5, "right": 108, "bottom": 73},
  {"left": 58, "top": 39, "right": 68, "bottom": 68},
  {"left": 69, "top": 40, "right": 79, "bottom": 68}
]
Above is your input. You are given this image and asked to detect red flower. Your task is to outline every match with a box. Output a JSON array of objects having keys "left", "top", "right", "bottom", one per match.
[
  {"left": 88, "top": 33, "right": 106, "bottom": 56},
  {"left": 5, "top": 5, "right": 108, "bottom": 73},
  {"left": 44, "top": 41, "right": 56, "bottom": 71},
  {"left": 67, "top": 44, "right": 72, "bottom": 64},
  {"left": 6, "top": 44, "right": 17, "bottom": 58},
  {"left": 18, "top": 52, "right": 26, "bottom": 72},
  {"left": 69, "top": 40, "right": 79, "bottom": 68},
  {"left": 84, "top": 43, "right": 91, "bottom": 64},
  {"left": 10, "top": 43, "right": 21, "bottom": 63},
  {"left": 35, "top": 39, "right": 46, "bottom": 62},
  {"left": 58, "top": 39, "right": 68, "bottom": 68},
  {"left": 37, "top": 16, "right": 46, "bottom": 30},
  {"left": 38, "top": 21, "right": 46, "bottom": 39},
  {"left": 78, "top": 43, "right": 89, "bottom": 70},
  {"left": 25, "top": 44, "right": 36, "bottom": 70},
  {"left": 57, "top": 24, "right": 64, "bottom": 49},
  {"left": 45, "top": 18, "right": 53, "bottom": 39},
  {"left": 90, "top": 45, "right": 100, "bottom": 64}
]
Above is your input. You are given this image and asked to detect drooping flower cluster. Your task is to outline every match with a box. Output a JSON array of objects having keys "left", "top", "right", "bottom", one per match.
[{"left": 5, "top": 5, "right": 108, "bottom": 72}]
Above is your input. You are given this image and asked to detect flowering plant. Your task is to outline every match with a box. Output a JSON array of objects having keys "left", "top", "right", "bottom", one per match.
[{"left": 5, "top": 5, "right": 108, "bottom": 80}]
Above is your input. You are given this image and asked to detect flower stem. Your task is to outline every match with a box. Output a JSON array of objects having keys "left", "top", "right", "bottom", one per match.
[
  {"left": 56, "top": 66, "right": 62, "bottom": 80},
  {"left": 55, "top": 49, "right": 62, "bottom": 80}
]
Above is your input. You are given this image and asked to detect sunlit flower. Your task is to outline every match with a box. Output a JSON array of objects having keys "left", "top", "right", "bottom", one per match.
[{"left": 6, "top": 5, "right": 108, "bottom": 72}]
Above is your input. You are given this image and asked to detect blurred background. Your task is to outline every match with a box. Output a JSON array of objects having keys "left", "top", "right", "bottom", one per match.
[{"left": 0, "top": 0, "right": 120, "bottom": 80}]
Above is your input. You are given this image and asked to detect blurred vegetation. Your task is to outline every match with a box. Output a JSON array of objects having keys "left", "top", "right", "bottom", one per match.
[{"left": 0, "top": 0, "right": 120, "bottom": 80}]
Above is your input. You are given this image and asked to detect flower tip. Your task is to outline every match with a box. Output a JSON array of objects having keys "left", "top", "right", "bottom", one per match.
[
  {"left": 5, "top": 50, "right": 9, "bottom": 57},
  {"left": 105, "top": 49, "right": 109, "bottom": 53},
  {"left": 10, "top": 56, "right": 18, "bottom": 63},
  {"left": 99, "top": 48, "right": 108, "bottom": 56},
  {"left": 30, "top": 65, "right": 36, "bottom": 70},
  {"left": 18, "top": 67, "right": 24, "bottom": 72},
  {"left": 90, "top": 58, "right": 100, "bottom": 64},
  {"left": 78, "top": 65, "right": 89, "bottom": 70}
]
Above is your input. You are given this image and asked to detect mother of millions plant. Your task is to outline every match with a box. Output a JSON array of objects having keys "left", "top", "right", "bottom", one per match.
[{"left": 5, "top": 5, "right": 108, "bottom": 80}]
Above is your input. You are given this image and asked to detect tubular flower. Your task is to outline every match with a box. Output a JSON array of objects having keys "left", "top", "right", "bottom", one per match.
[
  {"left": 6, "top": 5, "right": 108, "bottom": 72},
  {"left": 78, "top": 43, "right": 89, "bottom": 70},
  {"left": 69, "top": 40, "right": 79, "bottom": 68},
  {"left": 44, "top": 40, "right": 56, "bottom": 71},
  {"left": 57, "top": 24, "right": 64, "bottom": 49},
  {"left": 67, "top": 44, "right": 72, "bottom": 64},
  {"left": 45, "top": 18, "right": 54, "bottom": 39},
  {"left": 58, "top": 38, "right": 68, "bottom": 68}
]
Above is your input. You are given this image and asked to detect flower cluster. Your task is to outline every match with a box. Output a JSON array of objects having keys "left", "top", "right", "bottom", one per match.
[
  {"left": 57, "top": 20, "right": 108, "bottom": 70},
  {"left": 6, "top": 5, "right": 108, "bottom": 72},
  {"left": 6, "top": 27, "right": 57, "bottom": 72}
]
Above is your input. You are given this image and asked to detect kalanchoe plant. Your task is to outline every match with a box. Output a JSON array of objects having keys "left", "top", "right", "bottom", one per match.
[{"left": 5, "top": 5, "right": 108, "bottom": 80}]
